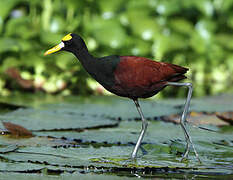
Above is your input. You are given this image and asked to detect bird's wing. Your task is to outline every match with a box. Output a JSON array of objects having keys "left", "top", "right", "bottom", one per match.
[{"left": 114, "top": 56, "right": 188, "bottom": 88}]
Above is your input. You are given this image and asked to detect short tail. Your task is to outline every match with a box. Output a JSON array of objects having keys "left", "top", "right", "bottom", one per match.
[
  {"left": 166, "top": 63, "right": 189, "bottom": 82},
  {"left": 168, "top": 74, "right": 187, "bottom": 82},
  {"left": 169, "top": 63, "right": 189, "bottom": 74}
]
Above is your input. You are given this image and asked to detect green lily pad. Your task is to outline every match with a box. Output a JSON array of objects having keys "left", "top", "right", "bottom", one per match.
[
  {"left": 0, "top": 144, "right": 18, "bottom": 153},
  {"left": 162, "top": 94, "right": 233, "bottom": 113},
  {"left": 44, "top": 99, "right": 180, "bottom": 120},
  {"left": 0, "top": 94, "right": 232, "bottom": 178},
  {"left": 0, "top": 161, "right": 81, "bottom": 174},
  {"left": 34, "top": 121, "right": 180, "bottom": 145},
  {"left": 0, "top": 162, "right": 50, "bottom": 172},
  {"left": 0, "top": 121, "right": 232, "bottom": 177},
  {"left": 0, "top": 146, "right": 132, "bottom": 169},
  {"left": 0, "top": 172, "right": 143, "bottom": 180},
  {"left": 0, "top": 94, "right": 180, "bottom": 119},
  {"left": 0, "top": 108, "right": 118, "bottom": 131},
  {"left": 1, "top": 142, "right": 232, "bottom": 176},
  {"left": 191, "top": 95, "right": 233, "bottom": 112},
  {"left": 0, "top": 136, "right": 77, "bottom": 149},
  {"left": 34, "top": 120, "right": 233, "bottom": 160},
  {"left": 2, "top": 94, "right": 233, "bottom": 118}
]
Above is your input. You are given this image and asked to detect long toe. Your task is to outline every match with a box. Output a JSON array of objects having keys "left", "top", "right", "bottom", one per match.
[
  {"left": 189, "top": 140, "right": 201, "bottom": 163},
  {"left": 194, "top": 150, "right": 201, "bottom": 163},
  {"left": 180, "top": 143, "right": 190, "bottom": 161}
]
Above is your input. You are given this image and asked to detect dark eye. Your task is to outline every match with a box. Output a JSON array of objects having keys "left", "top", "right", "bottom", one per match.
[{"left": 63, "top": 40, "right": 72, "bottom": 46}]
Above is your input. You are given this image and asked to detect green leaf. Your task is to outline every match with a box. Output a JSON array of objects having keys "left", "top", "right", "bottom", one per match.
[
  {"left": 169, "top": 18, "right": 194, "bottom": 35},
  {"left": 5, "top": 17, "right": 36, "bottom": 39},
  {"left": 91, "top": 18, "right": 127, "bottom": 49},
  {"left": 216, "top": 34, "right": 233, "bottom": 50},
  {"left": 156, "top": 0, "right": 182, "bottom": 16},
  {"left": 0, "top": 0, "right": 20, "bottom": 21},
  {"left": 40, "top": 32, "right": 64, "bottom": 45},
  {"left": 127, "top": 10, "right": 159, "bottom": 40},
  {"left": 98, "top": 0, "right": 124, "bottom": 15}
]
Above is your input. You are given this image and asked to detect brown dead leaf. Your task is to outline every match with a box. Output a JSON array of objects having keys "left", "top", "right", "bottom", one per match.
[
  {"left": 162, "top": 112, "right": 229, "bottom": 126},
  {"left": 2, "top": 122, "right": 33, "bottom": 137},
  {"left": 5, "top": 67, "right": 66, "bottom": 92},
  {"left": 216, "top": 112, "right": 233, "bottom": 125},
  {"left": 6, "top": 68, "right": 34, "bottom": 89}
]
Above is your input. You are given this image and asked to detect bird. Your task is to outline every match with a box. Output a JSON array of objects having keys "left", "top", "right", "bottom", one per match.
[{"left": 44, "top": 33, "right": 200, "bottom": 162}]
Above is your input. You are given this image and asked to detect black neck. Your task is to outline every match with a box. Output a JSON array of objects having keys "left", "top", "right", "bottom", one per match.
[
  {"left": 73, "top": 47, "right": 97, "bottom": 74},
  {"left": 68, "top": 37, "right": 120, "bottom": 89}
]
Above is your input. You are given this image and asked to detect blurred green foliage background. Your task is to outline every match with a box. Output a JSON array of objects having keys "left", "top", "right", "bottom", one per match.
[{"left": 0, "top": 0, "right": 233, "bottom": 98}]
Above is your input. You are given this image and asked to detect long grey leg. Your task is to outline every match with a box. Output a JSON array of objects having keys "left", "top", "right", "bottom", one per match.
[
  {"left": 166, "top": 82, "right": 200, "bottom": 162},
  {"left": 131, "top": 99, "right": 148, "bottom": 159}
]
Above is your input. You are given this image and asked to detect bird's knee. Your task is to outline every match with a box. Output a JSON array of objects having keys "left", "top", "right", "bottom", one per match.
[
  {"left": 142, "top": 121, "right": 148, "bottom": 129},
  {"left": 185, "top": 82, "right": 192, "bottom": 88},
  {"left": 185, "top": 82, "right": 193, "bottom": 92}
]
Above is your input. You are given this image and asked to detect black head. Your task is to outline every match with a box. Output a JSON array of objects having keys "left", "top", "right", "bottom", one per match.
[
  {"left": 62, "top": 33, "right": 88, "bottom": 53},
  {"left": 44, "top": 33, "right": 88, "bottom": 56}
]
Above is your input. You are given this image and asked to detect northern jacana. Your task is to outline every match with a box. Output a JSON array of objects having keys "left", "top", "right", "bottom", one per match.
[{"left": 44, "top": 33, "right": 200, "bottom": 162}]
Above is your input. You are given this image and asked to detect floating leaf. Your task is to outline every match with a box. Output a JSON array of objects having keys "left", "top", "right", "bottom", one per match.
[
  {"left": 43, "top": 99, "right": 180, "bottom": 120},
  {"left": 0, "top": 102, "right": 24, "bottom": 110},
  {"left": 163, "top": 112, "right": 230, "bottom": 126},
  {"left": 0, "top": 108, "right": 118, "bottom": 131},
  {"left": 2, "top": 122, "right": 33, "bottom": 137},
  {"left": 0, "top": 135, "right": 76, "bottom": 148},
  {"left": 162, "top": 94, "right": 233, "bottom": 113},
  {"left": 0, "top": 171, "right": 156, "bottom": 180},
  {"left": 0, "top": 144, "right": 18, "bottom": 154},
  {"left": 216, "top": 112, "right": 233, "bottom": 125}
]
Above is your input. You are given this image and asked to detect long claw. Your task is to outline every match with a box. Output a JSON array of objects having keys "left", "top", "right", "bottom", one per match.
[{"left": 181, "top": 141, "right": 190, "bottom": 161}]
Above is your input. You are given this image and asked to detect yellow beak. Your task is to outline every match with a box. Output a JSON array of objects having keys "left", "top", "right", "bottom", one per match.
[{"left": 44, "top": 42, "right": 65, "bottom": 56}]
